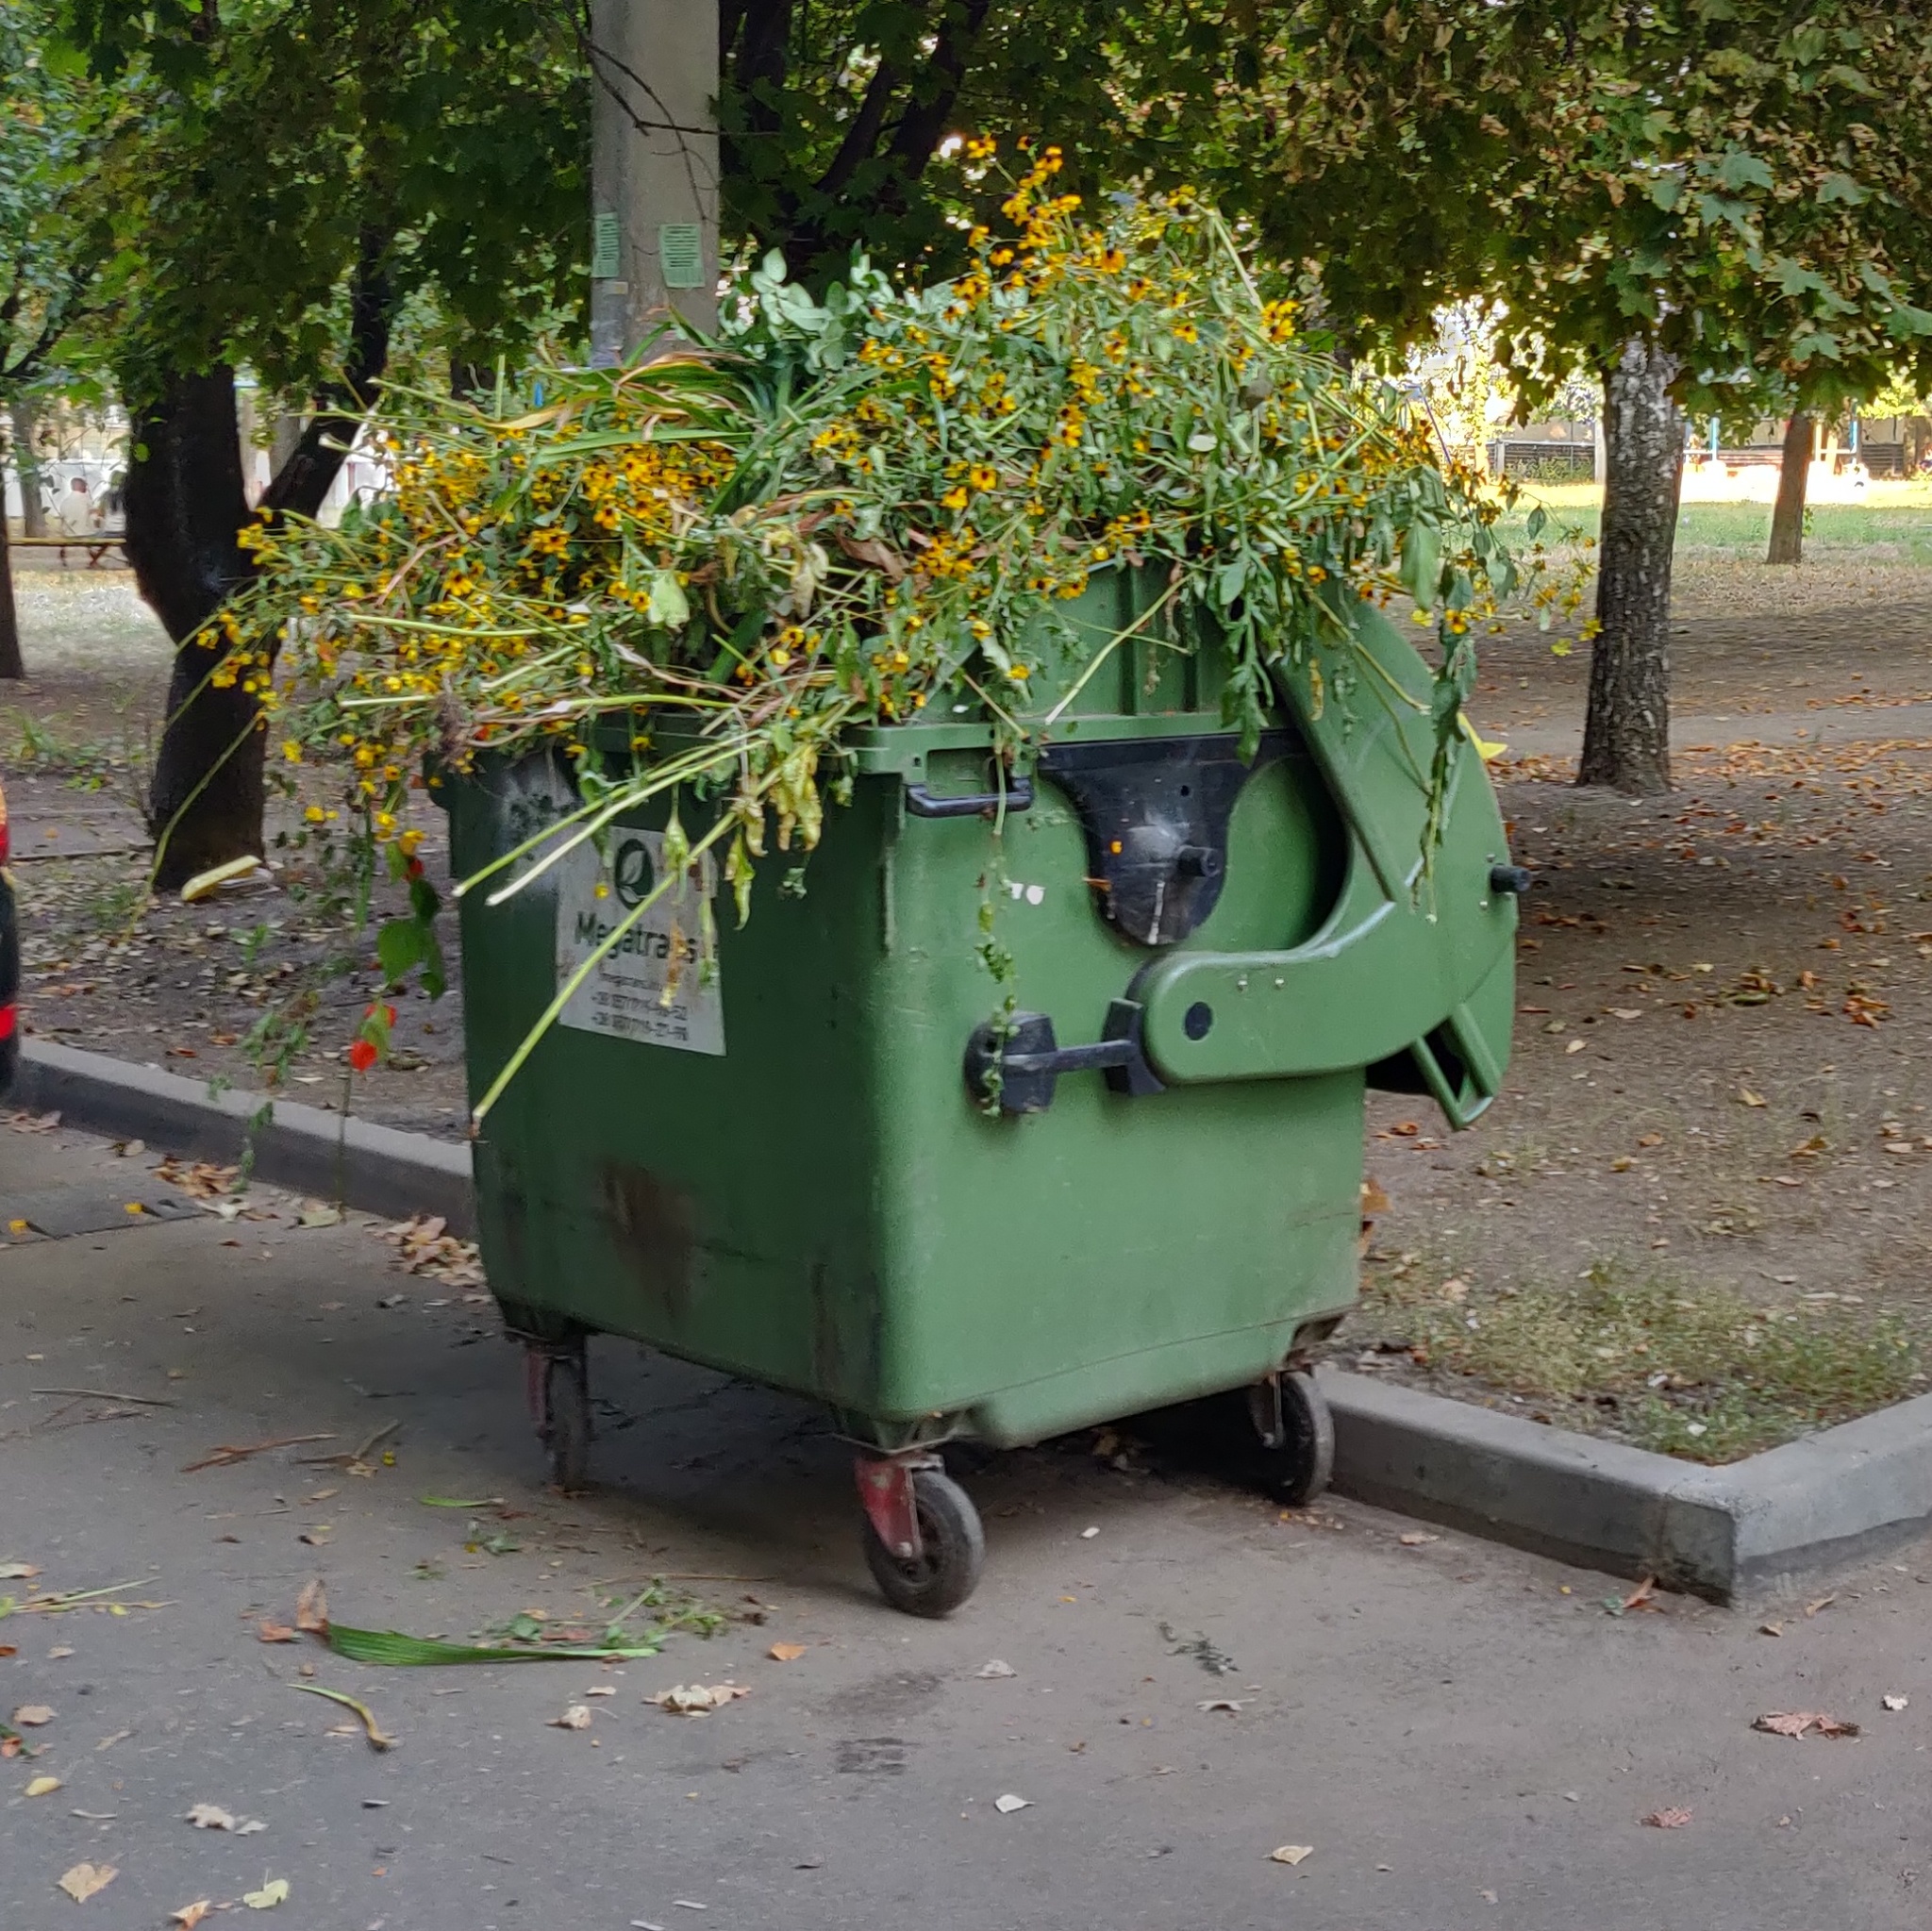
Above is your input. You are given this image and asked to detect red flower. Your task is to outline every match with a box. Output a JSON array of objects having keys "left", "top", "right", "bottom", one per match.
[
  {"left": 347, "top": 1039, "right": 378, "bottom": 1073},
  {"left": 364, "top": 1002, "right": 396, "bottom": 1026},
  {"left": 406, "top": 857, "right": 425, "bottom": 879}
]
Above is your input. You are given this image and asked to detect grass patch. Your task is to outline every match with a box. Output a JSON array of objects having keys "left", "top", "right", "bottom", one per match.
[
  {"left": 1495, "top": 479, "right": 1932, "bottom": 563},
  {"left": 1360, "top": 1254, "right": 1922, "bottom": 1463}
]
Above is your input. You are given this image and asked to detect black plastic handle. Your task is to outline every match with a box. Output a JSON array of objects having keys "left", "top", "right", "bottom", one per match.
[
  {"left": 1488, "top": 864, "right": 1533, "bottom": 896},
  {"left": 905, "top": 775, "right": 1034, "bottom": 819}
]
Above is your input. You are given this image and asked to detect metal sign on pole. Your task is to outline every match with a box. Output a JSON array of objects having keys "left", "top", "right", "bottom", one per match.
[{"left": 588, "top": 0, "right": 720, "bottom": 365}]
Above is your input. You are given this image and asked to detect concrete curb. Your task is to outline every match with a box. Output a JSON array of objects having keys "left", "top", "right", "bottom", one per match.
[
  {"left": 10, "top": 1040, "right": 1930, "bottom": 1602},
  {"left": 1321, "top": 1365, "right": 1932, "bottom": 1605},
  {"left": 13, "top": 1040, "right": 475, "bottom": 1235}
]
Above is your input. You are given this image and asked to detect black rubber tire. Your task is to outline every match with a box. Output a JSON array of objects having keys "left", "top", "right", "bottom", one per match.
[
  {"left": 1257, "top": 1370, "right": 1334, "bottom": 1507},
  {"left": 542, "top": 1350, "right": 591, "bottom": 1493},
  {"left": 861, "top": 1467, "right": 985, "bottom": 1617}
]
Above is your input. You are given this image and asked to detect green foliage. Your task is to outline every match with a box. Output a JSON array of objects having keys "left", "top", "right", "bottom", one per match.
[
  {"left": 55, "top": 0, "right": 589, "bottom": 407},
  {"left": 1159, "top": 1, "right": 1932, "bottom": 412}
]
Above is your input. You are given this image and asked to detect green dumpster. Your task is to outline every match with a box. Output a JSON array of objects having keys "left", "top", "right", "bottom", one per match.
[{"left": 444, "top": 573, "right": 1520, "bottom": 1615}]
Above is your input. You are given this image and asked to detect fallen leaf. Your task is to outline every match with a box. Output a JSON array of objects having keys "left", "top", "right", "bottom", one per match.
[
  {"left": 1738, "top": 1087, "right": 1766, "bottom": 1107},
  {"left": 1637, "top": 1132, "right": 1664, "bottom": 1148},
  {"left": 186, "top": 1802, "right": 264, "bottom": 1833},
  {"left": 1883, "top": 1694, "right": 1909, "bottom": 1712},
  {"left": 1620, "top": 1575, "right": 1660, "bottom": 1614},
  {"left": 291, "top": 1682, "right": 393, "bottom": 1750},
  {"left": 1198, "top": 1698, "right": 1246, "bottom": 1713},
  {"left": 1754, "top": 1711, "right": 1860, "bottom": 1739},
  {"left": 648, "top": 1684, "right": 749, "bottom": 1715},
  {"left": 1399, "top": 1531, "right": 1440, "bottom": 1547},
  {"left": 297, "top": 1527, "right": 332, "bottom": 1547},
  {"left": 768, "top": 1643, "right": 808, "bottom": 1662},
  {"left": 297, "top": 1204, "right": 343, "bottom": 1229},
  {"left": 242, "top": 1878, "right": 290, "bottom": 1910},
  {"left": 58, "top": 1862, "right": 117, "bottom": 1903},
  {"left": 1642, "top": 1807, "right": 1692, "bottom": 1829},
  {"left": 993, "top": 1793, "right": 1031, "bottom": 1814},
  {"left": 257, "top": 1621, "right": 298, "bottom": 1644},
  {"left": 1359, "top": 1177, "right": 1391, "bottom": 1215},
  {"left": 0, "top": 1561, "right": 40, "bottom": 1580},
  {"left": 1804, "top": 1593, "right": 1837, "bottom": 1618},
  {"left": 13, "top": 1706, "right": 54, "bottom": 1727},
  {"left": 293, "top": 1577, "right": 328, "bottom": 1634},
  {"left": 583, "top": 1685, "right": 617, "bottom": 1697},
  {"left": 1758, "top": 1622, "right": 1784, "bottom": 1638},
  {"left": 47, "top": 1646, "right": 72, "bottom": 1660},
  {"left": 25, "top": 1775, "right": 61, "bottom": 1797},
  {"left": 171, "top": 1904, "right": 212, "bottom": 1928},
  {"left": 1269, "top": 1844, "right": 1313, "bottom": 1866},
  {"left": 974, "top": 1659, "right": 1018, "bottom": 1679},
  {"left": 551, "top": 1705, "right": 593, "bottom": 1730},
  {"left": 1565, "top": 1039, "right": 1586, "bottom": 1055}
]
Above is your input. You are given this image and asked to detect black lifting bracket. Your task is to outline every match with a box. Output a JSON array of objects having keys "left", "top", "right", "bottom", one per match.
[{"left": 963, "top": 1002, "right": 1164, "bottom": 1116}]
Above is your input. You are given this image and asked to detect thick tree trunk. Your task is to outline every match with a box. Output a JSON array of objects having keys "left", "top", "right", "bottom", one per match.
[
  {"left": 129, "top": 235, "right": 393, "bottom": 888},
  {"left": 126, "top": 369, "right": 263, "bottom": 889},
  {"left": 9, "top": 399, "right": 47, "bottom": 539},
  {"left": 1577, "top": 337, "right": 1682, "bottom": 795},
  {"left": 0, "top": 517, "right": 23, "bottom": 681},
  {"left": 1766, "top": 412, "right": 1812, "bottom": 565}
]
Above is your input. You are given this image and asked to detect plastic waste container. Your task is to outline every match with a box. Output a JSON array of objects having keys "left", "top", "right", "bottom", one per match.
[{"left": 441, "top": 574, "right": 1522, "bottom": 1614}]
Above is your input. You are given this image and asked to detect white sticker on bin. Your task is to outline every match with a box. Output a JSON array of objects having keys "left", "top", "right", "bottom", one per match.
[{"left": 554, "top": 828, "right": 724, "bottom": 1055}]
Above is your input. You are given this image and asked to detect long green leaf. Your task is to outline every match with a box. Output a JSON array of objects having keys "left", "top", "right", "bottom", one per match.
[{"left": 324, "top": 1622, "right": 660, "bottom": 1666}]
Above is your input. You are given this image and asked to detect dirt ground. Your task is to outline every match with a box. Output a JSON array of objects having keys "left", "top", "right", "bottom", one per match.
[{"left": 8, "top": 522, "right": 1932, "bottom": 1458}]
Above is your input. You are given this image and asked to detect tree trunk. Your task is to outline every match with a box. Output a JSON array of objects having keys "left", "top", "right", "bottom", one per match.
[
  {"left": 129, "top": 236, "right": 393, "bottom": 888},
  {"left": 0, "top": 516, "right": 24, "bottom": 681},
  {"left": 1766, "top": 412, "right": 1812, "bottom": 565},
  {"left": 9, "top": 398, "right": 47, "bottom": 539},
  {"left": 126, "top": 369, "right": 263, "bottom": 889},
  {"left": 1577, "top": 336, "right": 1682, "bottom": 795}
]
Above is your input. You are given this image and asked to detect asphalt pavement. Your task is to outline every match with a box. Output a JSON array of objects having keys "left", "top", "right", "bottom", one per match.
[{"left": 4, "top": 1121, "right": 1932, "bottom": 1930}]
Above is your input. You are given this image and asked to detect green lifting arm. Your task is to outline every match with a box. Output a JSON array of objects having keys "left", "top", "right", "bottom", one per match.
[{"left": 1131, "top": 597, "right": 1520, "bottom": 1128}]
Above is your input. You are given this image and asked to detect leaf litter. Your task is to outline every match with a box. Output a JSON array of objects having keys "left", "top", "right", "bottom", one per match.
[{"left": 1754, "top": 1710, "right": 1860, "bottom": 1739}]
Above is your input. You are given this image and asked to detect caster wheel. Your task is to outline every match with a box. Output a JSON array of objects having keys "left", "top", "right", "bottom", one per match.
[
  {"left": 539, "top": 1348, "right": 591, "bottom": 1492},
  {"left": 1252, "top": 1370, "right": 1334, "bottom": 1507},
  {"left": 862, "top": 1467, "right": 985, "bottom": 1618}
]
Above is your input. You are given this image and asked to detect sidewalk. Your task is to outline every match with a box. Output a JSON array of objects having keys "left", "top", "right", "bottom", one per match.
[{"left": 4, "top": 1120, "right": 1930, "bottom": 1929}]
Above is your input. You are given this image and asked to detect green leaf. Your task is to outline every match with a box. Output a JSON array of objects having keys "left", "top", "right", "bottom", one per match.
[
  {"left": 1713, "top": 149, "right": 1774, "bottom": 194},
  {"left": 1648, "top": 173, "right": 1684, "bottom": 212},
  {"left": 325, "top": 1622, "right": 661, "bottom": 1665},
  {"left": 646, "top": 569, "right": 691, "bottom": 629},
  {"left": 375, "top": 917, "right": 433, "bottom": 985},
  {"left": 1817, "top": 172, "right": 1869, "bottom": 207}
]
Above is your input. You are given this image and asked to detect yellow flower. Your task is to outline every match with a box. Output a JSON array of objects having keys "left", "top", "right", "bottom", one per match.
[
  {"left": 968, "top": 465, "right": 997, "bottom": 491},
  {"left": 305, "top": 804, "right": 326, "bottom": 824},
  {"left": 282, "top": 741, "right": 303, "bottom": 763},
  {"left": 941, "top": 485, "right": 970, "bottom": 511}
]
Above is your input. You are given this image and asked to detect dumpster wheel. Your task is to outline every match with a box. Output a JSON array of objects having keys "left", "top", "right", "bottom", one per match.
[
  {"left": 859, "top": 1462, "right": 986, "bottom": 1617},
  {"left": 1249, "top": 1370, "right": 1334, "bottom": 1507},
  {"left": 526, "top": 1340, "right": 591, "bottom": 1493}
]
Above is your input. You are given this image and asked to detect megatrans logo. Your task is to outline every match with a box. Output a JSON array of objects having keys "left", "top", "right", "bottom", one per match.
[{"left": 611, "top": 836, "right": 654, "bottom": 909}]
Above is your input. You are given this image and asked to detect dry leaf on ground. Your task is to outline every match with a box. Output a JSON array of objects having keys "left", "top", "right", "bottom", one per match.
[
  {"left": 649, "top": 1684, "right": 749, "bottom": 1715},
  {"left": 25, "top": 1775, "right": 61, "bottom": 1796},
  {"left": 993, "top": 1793, "right": 1031, "bottom": 1814},
  {"left": 293, "top": 1578, "right": 328, "bottom": 1635},
  {"left": 768, "top": 1642, "right": 808, "bottom": 1662},
  {"left": 550, "top": 1705, "right": 593, "bottom": 1730},
  {"left": 58, "top": 1862, "right": 117, "bottom": 1903},
  {"left": 242, "top": 1878, "right": 290, "bottom": 1910},
  {"left": 974, "top": 1659, "right": 1017, "bottom": 1679},
  {"left": 171, "top": 1903, "right": 212, "bottom": 1928},
  {"left": 1198, "top": 1698, "right": 1246, "bottom": 1713},
  {"left": 1398, "top": 1531, "right": 1440, "bottom": 1546},
  {"left": 1270, "top": 1844, "right": 1313, "bottom": 1865},
  {"left": 1754, "top": 1710, "right": 1860, "bottom": 1739},
  {"left": 13, "top": 1706, "right": 54, "bottom": 1726},
  {"left": 186, "top": 1802, "right": 264, "bottom": 1833},
  {"left": 257, "top": 1621, "right": 297, "bottom": 1644},
  {"left": 0, "top": 1561, "right": 40, "bottom": 1579},
  {"left": 1642, "top": 1807, "right": 1693, "bottom": 1828}
]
